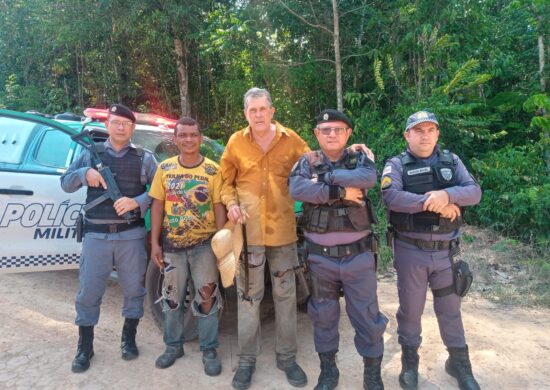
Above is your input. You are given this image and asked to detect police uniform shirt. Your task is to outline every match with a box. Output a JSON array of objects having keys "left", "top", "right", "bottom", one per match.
[
  {"left": 60, "top": 139, "right": 158, "bottom": 240},
  {"left": 381, "top": 146, "right": 481, "bottom": 242},
  {"left": 289, "top": 149, "right": 376, "bottom": 246}
]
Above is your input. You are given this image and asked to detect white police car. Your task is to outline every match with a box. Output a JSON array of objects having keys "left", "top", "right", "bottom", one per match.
[{"left": 0, "top": 109, "right": 224, "bottom": 335}]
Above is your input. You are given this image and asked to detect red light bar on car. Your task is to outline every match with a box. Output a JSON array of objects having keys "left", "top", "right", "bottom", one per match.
[
  {"left": 83, "top": 108, "right": 109, "bottom": 120},
  {"left": 83, "top": 108, "right": 177, "bottom": 128}
]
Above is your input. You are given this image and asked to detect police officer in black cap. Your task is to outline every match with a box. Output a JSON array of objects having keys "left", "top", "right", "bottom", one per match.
[
  {"left": 290, "top": 109, "right": 388, "bottom": 390},
  {"left": 382, "top": 111, "right": 482, "bottom": 390},
  {"left": 61, "top": 104, "right": 157, "bottom": 372}
]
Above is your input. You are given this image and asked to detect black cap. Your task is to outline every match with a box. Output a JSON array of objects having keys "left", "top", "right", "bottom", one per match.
[
  {"left": 109, "top": 104, "right": 136, "bottom": 123},
  {"left": 316, "top": 109, "right": 352, "bottom": 129}
]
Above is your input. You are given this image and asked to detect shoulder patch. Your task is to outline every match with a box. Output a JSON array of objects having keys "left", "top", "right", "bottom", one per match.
[
  {"left": 382, "top": 165, "right": 392, "bottom": 176},
  {"left": 381, "top": 176, "right": 392, "bottom": 189}
]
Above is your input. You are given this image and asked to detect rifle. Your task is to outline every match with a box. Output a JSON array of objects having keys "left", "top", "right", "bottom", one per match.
[{"left": 71, "top": 130, "right": 137, "bottom": 221}]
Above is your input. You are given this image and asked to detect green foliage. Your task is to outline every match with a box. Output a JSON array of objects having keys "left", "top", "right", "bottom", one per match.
[
  {"left": 0, "top": 0, "right": 548, "bottom": 247},
  {"left": 470, "top": 142, "right": 549, "bottom": 245}
]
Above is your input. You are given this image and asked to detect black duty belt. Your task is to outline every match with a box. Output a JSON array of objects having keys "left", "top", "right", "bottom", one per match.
[
  {"left": 306, "top": 234, "right": 378, "bottom": 258},
  {"left": 395, "top": 231, "right": 457, "bottom": 251},
  {"left": 84, "top": 219, "right": 144, "bottom": 234}
]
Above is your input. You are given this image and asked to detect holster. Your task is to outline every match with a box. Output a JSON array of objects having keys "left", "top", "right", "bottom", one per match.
[
  {"left": 294, "top": 245, "right": 311, "bottom": 302},
  {"left": 76, "top": 213, "right": 84, "bottom": 243},
  {"left": 386, "top": 226, "right": 394, "bottom": 248},
  {"left": 432, "top": 239, "right": 473, "bottom": 298},
  {"left": 449, "top": 240, "right": 473, "bottom": 297}
]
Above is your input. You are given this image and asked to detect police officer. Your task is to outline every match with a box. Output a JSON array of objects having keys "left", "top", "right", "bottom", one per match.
[
  {"left": 61, "top": 104, "right": 157, "bottom": 373},
  {"left": 381, "top": 111, "right": 482, "bottom": 390},
  {"left": 289, "top": 109, "right": 388, "bottom": 390}
]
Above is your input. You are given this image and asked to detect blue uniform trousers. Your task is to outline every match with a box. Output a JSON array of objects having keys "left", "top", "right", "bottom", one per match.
[
  {"left": 307, "top": 250, "right": 387, "bottom": 358},
  {"left": 394, "top": 239, "right": 466, "bottom": 348},
  {"left": 75, "top": 235, "right": 147, "bottom": 325}
]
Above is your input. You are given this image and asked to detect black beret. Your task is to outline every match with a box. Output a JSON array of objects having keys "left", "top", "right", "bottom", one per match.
[
  {"left": 109, "top": 104, "right": 136, "bottom": 123},
  {"left": 316, "top": 109, "right": 353, "bottom": 129}
]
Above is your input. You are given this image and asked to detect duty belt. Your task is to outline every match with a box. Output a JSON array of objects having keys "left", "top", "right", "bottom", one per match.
[
  {"left": 306, "top": 234, "right": 378, "bottom": 258},
  {"left": 395, "top": 231, "right": 457, "bottom": 251},
  {"left": 84, "top": 217, "right": 144, "bottom": 234}
]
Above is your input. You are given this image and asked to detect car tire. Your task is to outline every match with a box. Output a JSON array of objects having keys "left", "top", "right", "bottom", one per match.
[{"left": 145, "top": 260, "right": 198, "bottom": 340}]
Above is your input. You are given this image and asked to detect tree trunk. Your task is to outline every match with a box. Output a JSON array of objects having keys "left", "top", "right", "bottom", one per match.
[
  {"left": 538, "top": 34, "right": 546, "bottom": 92},
  {"left": 174, "top": 37, "right": 190, "bottom": 116},
  {"left": 332, "top": 0, "right": 343, "bottom": 111}
]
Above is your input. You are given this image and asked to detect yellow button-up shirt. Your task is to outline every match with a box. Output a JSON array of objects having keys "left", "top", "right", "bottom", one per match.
[{"left": 220, "top": 121, "right": 310, "bottom": 246}]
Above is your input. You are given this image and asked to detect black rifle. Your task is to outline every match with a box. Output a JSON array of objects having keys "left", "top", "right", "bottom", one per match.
[{"left": 71, "top": 130, "right": 137, "bottom": 221}]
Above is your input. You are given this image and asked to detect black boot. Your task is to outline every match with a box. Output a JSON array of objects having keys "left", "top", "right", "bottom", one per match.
[
  {"left": 203, "top": 348, "right": 222, "bottom": 376},
  {"left": 314, "top": 351, "right": 339, "bottom": 390},
  {"left": 363, "top": 356, "right": 384, "bottom": 390},
  {"left": 71, "top": 326, "right": 94, "bottom": 373},
  {"left": 120, "top": 318, "right": 139, "bottom": 360},
  {"left": 277, "top": 357, "right": 307, "bottom": 387},
  {"left": 445, "top": 345, "right": 480, "bottom": 390},
  {"left": 399, "top": 345, "right": 419, "bottom": 389},
  {"left": 232, "top": 362, "right": 256, "bottom": 390}
]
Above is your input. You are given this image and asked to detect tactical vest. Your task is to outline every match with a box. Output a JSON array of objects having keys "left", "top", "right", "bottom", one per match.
[
  {"left": 389, "top": 149, "right": 463, "bottom": 233},
  {"left": 300, "top": 151, "right": 377, "bottom": 233},
  {"left": 85, "top": 143, "right": 146, "bottom": 222}
]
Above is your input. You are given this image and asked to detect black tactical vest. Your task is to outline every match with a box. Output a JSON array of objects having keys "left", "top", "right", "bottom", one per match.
[
  {"left": 301, "top": 151, "right": 377, "bottom": 233},
  {"left": 389, "top": 149, "right": 463, "bottom": 233},
  {"left": 85, "top": 143, "right": 146, "bottom": 222}
]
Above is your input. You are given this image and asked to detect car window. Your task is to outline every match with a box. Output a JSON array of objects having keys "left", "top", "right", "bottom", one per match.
[
  {"left": 34, "top": 128, "right": 73, "bottom": 168},
  {"left": 0, "top": 116, "right": 37, "bottom": 164}
]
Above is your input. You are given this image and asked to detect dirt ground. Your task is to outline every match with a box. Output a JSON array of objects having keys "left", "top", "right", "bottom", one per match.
[{"left": 1, "top": 265, "right": 549, "bottom": 390}]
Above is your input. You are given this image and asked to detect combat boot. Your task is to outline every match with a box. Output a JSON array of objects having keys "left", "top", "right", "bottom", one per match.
[
  {"left": 120, "top": 318, "right": 139, "bottom": 360},
  {"left": 155, "top": 346, "right": 184, "bottom": 369},
  {"left": 71, "top": 326, "right": 94, "bottom": 373},
  {"left": 277, "top": 357, "right": 307, "bottom": 387},
  {"left": 445, "top": 345, "right": 480, "bottom": 390},
  {"left": 399, "top": 345, "right": 419, "bottom": 389},
  {"left": 363, "top": 356, "right": 384, "bottom": 390},
  {"left": 202, "top": 348, "right": 222, "bottom": 376},
  {"left": 232, "top": 361, "right": 256, "bottom": 390},
  {"left": 314, "top": 350, "right": 339, "bottom": 390}
]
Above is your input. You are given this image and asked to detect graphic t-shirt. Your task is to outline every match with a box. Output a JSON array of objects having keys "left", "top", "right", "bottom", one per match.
[{"left": 149, "top": 155, "right": 222, "bottom": 251}]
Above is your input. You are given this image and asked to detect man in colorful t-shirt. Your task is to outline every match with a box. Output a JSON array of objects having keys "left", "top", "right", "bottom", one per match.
[{"left": 149, "top": 117, "right": 226, "bottom": 376}]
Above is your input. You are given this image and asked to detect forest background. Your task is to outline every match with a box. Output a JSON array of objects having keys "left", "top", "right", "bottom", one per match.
[{"left": 0, "top": 0, "right": 548, "bottom": 253}]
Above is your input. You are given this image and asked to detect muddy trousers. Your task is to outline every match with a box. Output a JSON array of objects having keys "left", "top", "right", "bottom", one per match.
[
  {"left": 394, "top": 239, "right": 466, "bottom": 348},
  {"left": 307, "top": 251, "right": 388, "bottom": 358},
  {"left": 236, "top": 243, "right": 299, "bottom": 363},
  {"left": 75, "top": 236, "right": 147, "bottom": 326},
  {"left": 161, "top": 241, "right": 221, "bottom": 351}
]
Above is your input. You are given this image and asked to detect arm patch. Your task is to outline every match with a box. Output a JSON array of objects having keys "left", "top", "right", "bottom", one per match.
[{"left": 381, "top": 176, "right": 392, "bottom": 189}]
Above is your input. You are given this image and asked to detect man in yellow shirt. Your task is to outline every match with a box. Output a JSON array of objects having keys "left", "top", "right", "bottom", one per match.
[
  {"left": 221, "top": 87, "right": 310, "bottom": 389},
  {"left": 149, "top": 117, "right": 226, "bottom": 376}
]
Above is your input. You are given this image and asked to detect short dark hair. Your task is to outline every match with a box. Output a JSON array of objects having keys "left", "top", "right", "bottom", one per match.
[{"left": 174, "top": 117, "right": 201, "bottom": 136}]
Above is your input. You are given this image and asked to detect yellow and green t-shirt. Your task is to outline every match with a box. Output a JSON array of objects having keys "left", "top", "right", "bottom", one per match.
[{"left": 149, "top": 155, "right": 222, "bottom": 251}]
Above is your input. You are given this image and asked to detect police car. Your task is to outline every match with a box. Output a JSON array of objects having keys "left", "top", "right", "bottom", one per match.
[{"left": 0, "top": 108, "right": 223, "bottom": 335}]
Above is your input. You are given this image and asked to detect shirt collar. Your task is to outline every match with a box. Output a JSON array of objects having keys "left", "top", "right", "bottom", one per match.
[
  {"left": 242, "top": 120, "right": 289, "bottom": 139},
  {"left": 406, "top": 144, "right": 440, "bottom": 160},
  {"left": 105, "top": 138, "right": 135, "bottom": 151}
]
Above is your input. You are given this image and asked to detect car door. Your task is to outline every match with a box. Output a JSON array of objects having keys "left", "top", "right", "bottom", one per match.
[{"left": 0, "top": 110, "right": 84, "bottom": 273}]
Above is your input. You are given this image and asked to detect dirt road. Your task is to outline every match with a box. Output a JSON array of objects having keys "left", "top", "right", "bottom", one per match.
[{"left": 1, "top": 269, "right": 549, "bottom": 389}]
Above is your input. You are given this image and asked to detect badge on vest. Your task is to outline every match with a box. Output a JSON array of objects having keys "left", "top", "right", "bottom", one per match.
[
  {"left": 407, "top": 167, "right": 431, "bottom": 176},
  {"left": 440, "top": 168, "right": 453, "bottom": 181}
]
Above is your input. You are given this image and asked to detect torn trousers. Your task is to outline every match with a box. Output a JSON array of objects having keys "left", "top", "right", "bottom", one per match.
[
  {"left": 236, "top": 243, "right": 299, "bottom": 364},
  {"left": 161, "top": 240, "right": 221, "bottom": 351}
]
